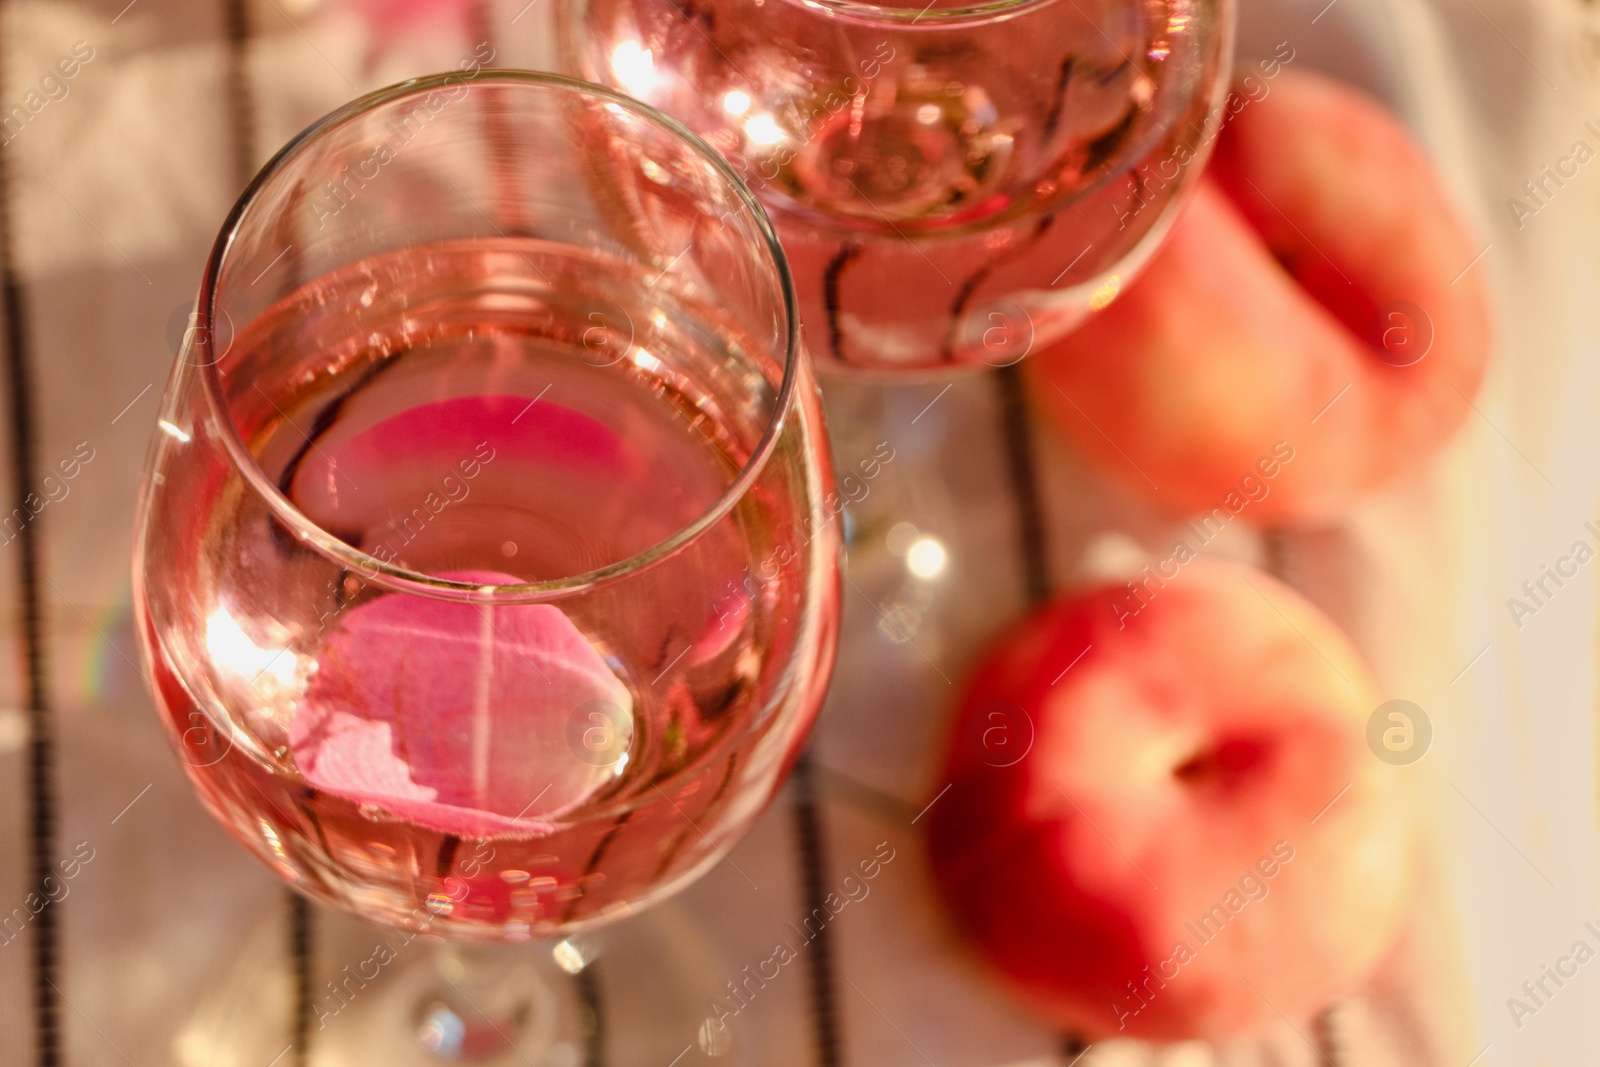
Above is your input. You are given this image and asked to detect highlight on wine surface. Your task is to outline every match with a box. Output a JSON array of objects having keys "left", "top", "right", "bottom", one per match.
[
  {"left": 562, "top": 0, "right": 1235, "bottom": 373},
  {"left": 133, "top": 72, "right": 842, "bottom": 941}
]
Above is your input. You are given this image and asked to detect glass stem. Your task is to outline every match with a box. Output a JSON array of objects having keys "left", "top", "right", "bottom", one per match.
[{"left": 412, "top": 942, "right": 550, "bottom": 1062}]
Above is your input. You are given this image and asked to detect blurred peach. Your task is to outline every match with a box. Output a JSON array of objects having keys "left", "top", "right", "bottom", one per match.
[
  {"left": 927, "top": 560, "right": 1414, "bottom": 1041},
  {"left": 1029, "top": 68, "right": 1491, "bottom": 523}
]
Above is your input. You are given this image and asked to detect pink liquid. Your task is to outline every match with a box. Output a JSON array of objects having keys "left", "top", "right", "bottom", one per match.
[
  {"left": 566, "top": 0, "right": 1231, "bottom": 371},
  {"left": 141, "top": 240, "right": 838, "bottom": 938}
]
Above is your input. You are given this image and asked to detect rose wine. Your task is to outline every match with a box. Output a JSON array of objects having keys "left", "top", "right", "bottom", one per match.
[
  {"left": 763, "top": 73, "right": 1226, "bottom": 372},
  {"left": 142, "top": 239, "right": 838, "bottom": 938},
  {"left": 565, "top": 0, "right": 1232, "bottom": 371}
]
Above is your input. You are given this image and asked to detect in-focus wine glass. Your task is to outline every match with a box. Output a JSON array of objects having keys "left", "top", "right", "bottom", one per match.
[
  {"left": 561, "top": 0, "right": 1235, "bottom": 374},
  {"left": 134, "top": 70, "right": 840, "bottom": 1065}
]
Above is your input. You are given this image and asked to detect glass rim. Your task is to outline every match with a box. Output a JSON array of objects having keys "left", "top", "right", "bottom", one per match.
[
  {"left": 192, "top": 69, "right": 803, "bottom": 604},
  {"left": 779, "top": 0, "right": 1061, "bottom": 24},
  {"left": 748, "top": 0, "right": 1235, "bottom": 239}
]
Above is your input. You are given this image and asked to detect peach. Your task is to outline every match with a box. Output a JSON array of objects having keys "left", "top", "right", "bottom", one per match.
[
  {"left": 1028, "top": 69, "right": 1491, "bottom": 522},
  {"left": 926, "top": 560, "right": 1413, "bottom": 1042}
]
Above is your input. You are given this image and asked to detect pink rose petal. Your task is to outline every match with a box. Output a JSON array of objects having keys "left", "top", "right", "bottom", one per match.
[
  {"left": 292, "top": 570, "right": 633, "bottom": 837},
  {"left": 290, "top": 394, "right": 637, "bottom": 534}
]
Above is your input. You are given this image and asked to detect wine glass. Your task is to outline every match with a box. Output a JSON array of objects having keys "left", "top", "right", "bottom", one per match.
[
  {"left": 560, "top": 0, "right": 1235, "bottom": 375},
  {"left": 134, "top": 70, "right": 840, "bottom": 1064}
]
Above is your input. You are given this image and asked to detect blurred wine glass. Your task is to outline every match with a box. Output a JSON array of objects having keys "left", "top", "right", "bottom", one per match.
[{"left": 561, "top": 0, "right": 1235, "bottom": 374}]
